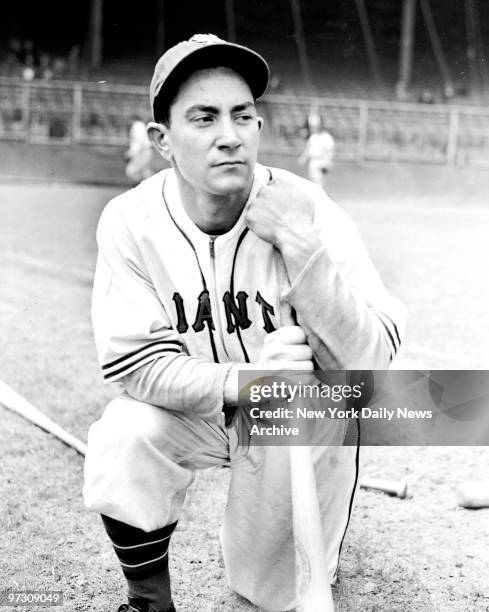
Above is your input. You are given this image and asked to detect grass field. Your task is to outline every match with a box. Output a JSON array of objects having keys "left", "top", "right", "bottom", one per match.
[{"left": 1, "top": 161, "right": 489, "bottom": 611}]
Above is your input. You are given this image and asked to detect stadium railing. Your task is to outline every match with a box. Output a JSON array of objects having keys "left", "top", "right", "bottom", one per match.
[{"left": 1, "top": 77, "right": 489, "bottom": 167}]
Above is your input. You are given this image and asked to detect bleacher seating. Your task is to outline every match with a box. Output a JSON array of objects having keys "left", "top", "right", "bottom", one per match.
[{"left": 2, "top": 76, "right": 489, "bottom": 166}]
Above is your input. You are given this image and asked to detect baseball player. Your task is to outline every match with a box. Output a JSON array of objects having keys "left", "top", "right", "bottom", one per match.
[
  {"left": 298, "top": 110, "right": 335, "bottom": 190},
  {"left": 125, "top": 116, "right": 154, "bottom": 184},
  {"left": 83, "top": 34, "right": 406, "bottom": 612}
]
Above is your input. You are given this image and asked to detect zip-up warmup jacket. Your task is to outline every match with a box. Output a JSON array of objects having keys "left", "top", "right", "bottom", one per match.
[
  {"left": 92, "top": 163, "right": 406, "bottom": 416},
  {"left": 87, "top": 163, "right": 407, "bottom": 610}
]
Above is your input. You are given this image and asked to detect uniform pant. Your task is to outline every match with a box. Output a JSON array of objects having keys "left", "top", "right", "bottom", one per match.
[
  {"left": 307, "top": 159, "right": 330, "bottom": 190},
  {"left": 83, "top": 393, "right": 359, "bottom": 611}
]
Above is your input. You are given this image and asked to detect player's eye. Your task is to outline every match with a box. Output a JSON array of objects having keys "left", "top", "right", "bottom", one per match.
[
  {"left": 192, "top": 115, "right": 214, "bottom": 125},
  {"left": 235, "top": 114, "right": 253, "bottom": 124}
]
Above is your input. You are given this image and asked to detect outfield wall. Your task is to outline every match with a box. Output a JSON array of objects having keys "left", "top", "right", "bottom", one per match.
[
  {"left": 2, "top": 140, "right": 489, "bottom": 213},
  {"left": 2, "top": 77, "right": 489, "bottom": 167}
]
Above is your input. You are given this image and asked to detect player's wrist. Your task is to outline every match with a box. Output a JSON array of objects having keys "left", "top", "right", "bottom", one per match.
[
  {"left": 224, "top": 364, "right": 256, "bottom": 406},
  {"left": 276, "top": 226, "right": 319, "bottom": 251},
  {"left": 277, "top": 229, "right": 322, "bottom": 282}
]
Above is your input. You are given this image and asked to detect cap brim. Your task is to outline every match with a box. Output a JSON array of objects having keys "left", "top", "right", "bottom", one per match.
[{"left": 152, "top": 42, "right": 270, "bottom": 118}]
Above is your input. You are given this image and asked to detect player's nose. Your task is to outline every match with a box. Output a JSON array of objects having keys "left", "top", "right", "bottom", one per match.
[{"left": 216, "top": 117, "right": 242, "bottom": 149}]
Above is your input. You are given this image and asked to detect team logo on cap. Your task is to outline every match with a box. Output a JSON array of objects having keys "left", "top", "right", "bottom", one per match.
[{"left": 189, "top": 34, "right": 223, "bottom": 45}]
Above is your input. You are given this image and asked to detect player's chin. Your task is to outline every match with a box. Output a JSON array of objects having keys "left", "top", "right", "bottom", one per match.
[{"left": 210, "top": 171, "right": 252, "bottom": 194}]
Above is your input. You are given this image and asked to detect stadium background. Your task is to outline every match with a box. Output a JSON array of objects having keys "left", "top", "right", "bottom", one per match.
[
  {"left": 1, "top": 2, "right": 489, "bottom": 611},
  {"left": 2, "top": 0, "right": 489, "bottom": 182}
]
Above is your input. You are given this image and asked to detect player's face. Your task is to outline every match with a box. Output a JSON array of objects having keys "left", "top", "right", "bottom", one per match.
[{"left": 163, "top": 67, "right": 262, "bottom": 198}]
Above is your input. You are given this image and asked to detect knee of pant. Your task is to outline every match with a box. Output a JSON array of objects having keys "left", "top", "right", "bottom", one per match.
[{"left": 96, "top": 393, "right": 174, "bottom": 451}]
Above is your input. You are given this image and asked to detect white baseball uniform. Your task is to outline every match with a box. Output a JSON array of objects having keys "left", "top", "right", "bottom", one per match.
[
  {"left": 125, "top": 119, "right": 154, "bottom": 183},
  {"left": 303, "top": 130, "right": 336, "bottom": 188},
  {"left": 83, "top": 163, "right": 406, "bottom": 610}
]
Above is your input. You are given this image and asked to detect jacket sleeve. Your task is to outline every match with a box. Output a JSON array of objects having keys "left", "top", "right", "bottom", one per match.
[
  {"left": 92, "top": 202, "right": 232, "bottom": 421},
  {"left": 283, "top": 190, "right": 407, "bottom": 370}
]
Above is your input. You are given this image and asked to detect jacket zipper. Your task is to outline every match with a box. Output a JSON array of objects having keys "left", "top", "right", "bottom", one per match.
[{"left": 209, "top": 237, "right": 230, "bottom": 359}]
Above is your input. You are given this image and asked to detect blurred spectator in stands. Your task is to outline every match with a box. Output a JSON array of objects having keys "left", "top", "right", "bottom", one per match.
[
  {"left": 269, "top": 74, "right": 282, "bottom": 92},
  {"left": 298, "top": 110, "right": 335, "bottom": 190},
  {"left": 418, "top": 88, "right": 435, "bottom": 104},
  {"left": 7, "top": 37, "right": 23, "bottom": 62},
  {"left": 40, "top": 53, "right": 54, "bottom": 80},
  {"left": 68, "top": 45, "right": 81, "bottom": 78},
  {"left": 23, "top": 39, "right": 35, "bottom": 59},
  {"left": 22, "top": 55, "right": 36, "bottom": 81},
  {"left": 299, "top": 115, "right": 310, "bottom": 140},
  {"left": 125, "top": 116, "right": 154, "bottom": 184},
  {"left": 5, "top": 39, "right": 22, "bottom": 76},
  {"left": 52, "top": 56, "right": 67, "bottom": 78}
]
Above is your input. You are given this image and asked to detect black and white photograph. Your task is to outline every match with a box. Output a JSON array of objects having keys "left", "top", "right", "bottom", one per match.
[{"left": 1, "top": 2, "right": 489, "bottom": 611}]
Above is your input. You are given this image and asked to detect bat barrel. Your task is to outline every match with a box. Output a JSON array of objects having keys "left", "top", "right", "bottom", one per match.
[
  {"left": 360, "top": 476, "right": 408, "bottom": 499},
  {"left": 290, "top": 445, "right": 335, "bottom": 611}
]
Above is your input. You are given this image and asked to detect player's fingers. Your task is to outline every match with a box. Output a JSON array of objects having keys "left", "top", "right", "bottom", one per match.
[
  {"left": 244, "top": 179, "right": 275, "bottom": 216},
  {"left": 273, "top": 360, "right": 314, "bottom": 372},
  {"left": 261, "top": 344, "right": 312, "bottom": 363},
  {"left": 279, "top": 343, "right": 313, "bottom": 362},
  {"left": 259, "top": 344, "right": 311, "bottom": 363},
  {"left": 265, "top": 325, "right": 307, "bottom": 345}
]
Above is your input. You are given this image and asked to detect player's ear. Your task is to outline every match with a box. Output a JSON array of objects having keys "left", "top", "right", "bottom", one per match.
[
  {"left": 257, "top": 116, "right": 264, "bottom": 132},
  {"left": 147, "top": 122, "right": 172, "bottom": 161}
]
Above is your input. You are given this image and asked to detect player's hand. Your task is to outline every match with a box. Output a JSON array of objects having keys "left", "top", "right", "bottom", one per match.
[
  {"left": 223, "top": 326, "right": 314, "bottom": 408},
  {"left": 245, "top": 177, "right": 315, "bottom": 248},
  {"left": 245, "top": 178, "right": 323, "bottom": 283},
  {"left": 257, "top": 326, "right": 314, "bottom": 371}
]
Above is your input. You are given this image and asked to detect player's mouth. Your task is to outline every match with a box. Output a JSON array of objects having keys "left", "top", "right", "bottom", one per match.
[{"left": 212, "top": 160, "right": 245, "bottom": 167}]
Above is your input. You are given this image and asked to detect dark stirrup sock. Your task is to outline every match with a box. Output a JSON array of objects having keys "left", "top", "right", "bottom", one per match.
[
  {"left": 101, "top": 515, "right": 177, "bottom": 611},
  {"left": 127, "top": 571, "right": 175, "bottom": 612}
]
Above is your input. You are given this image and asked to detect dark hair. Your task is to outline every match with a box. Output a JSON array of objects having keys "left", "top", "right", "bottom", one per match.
[{"left": 153, "top": 95, "right": 172, "bottom": 126}]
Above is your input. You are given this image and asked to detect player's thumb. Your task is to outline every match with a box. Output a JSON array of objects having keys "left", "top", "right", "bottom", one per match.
[{"left": 279, "top": 295, "right": 297, "bottom": 326}]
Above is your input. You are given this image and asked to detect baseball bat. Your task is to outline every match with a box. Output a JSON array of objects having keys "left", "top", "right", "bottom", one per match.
[
  {"left": 0, "top": 380, "right": 87, "bottom": 456},
  {"left": 290, "top": 444, "right": 335, "bottom": 611},
  {"left": 360, "top": 476, "right": 408, "bottom": 499},
  {"left": 277, "top": 277, "right": 335, "bottom": 611}
]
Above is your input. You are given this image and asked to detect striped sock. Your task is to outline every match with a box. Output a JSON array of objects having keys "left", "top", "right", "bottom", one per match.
[
  {"left": 101, "top": 516, "right": 177, "bottom": 611},
  {"left": 101, "top": 515, "right": 177, "bottom": 579}
]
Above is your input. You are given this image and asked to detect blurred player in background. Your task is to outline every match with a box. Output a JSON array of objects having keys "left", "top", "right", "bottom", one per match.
[
  {"left": 125, "top": 116, "right": 154, "bottom": 184},
  {"left": 299, "top": 109, "right": 335, "bottom": 190}
]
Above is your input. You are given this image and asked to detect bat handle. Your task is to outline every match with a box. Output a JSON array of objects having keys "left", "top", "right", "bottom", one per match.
[{"left": 0, "top": 380, "right": 87, "bottom": 456}]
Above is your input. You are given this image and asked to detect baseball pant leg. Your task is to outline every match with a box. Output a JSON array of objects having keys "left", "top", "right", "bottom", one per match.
[
  {"left": 222, "top": 424, "right": 359, "bottom": 611},
  {"left": 307, "top": 159, "right": 322, "bottom": 187},
  {"left": 83, "top": 391, "right": 230, "bottom": 532}
]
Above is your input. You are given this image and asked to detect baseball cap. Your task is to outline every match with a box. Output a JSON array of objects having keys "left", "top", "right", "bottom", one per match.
[{"left": 149, "top": 33, "right": 270, "bottom": 120}]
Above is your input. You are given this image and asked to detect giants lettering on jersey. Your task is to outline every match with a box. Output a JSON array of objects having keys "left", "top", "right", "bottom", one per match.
[{"left": 172, "top": 291, "right": 276, "bottom": 334}]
